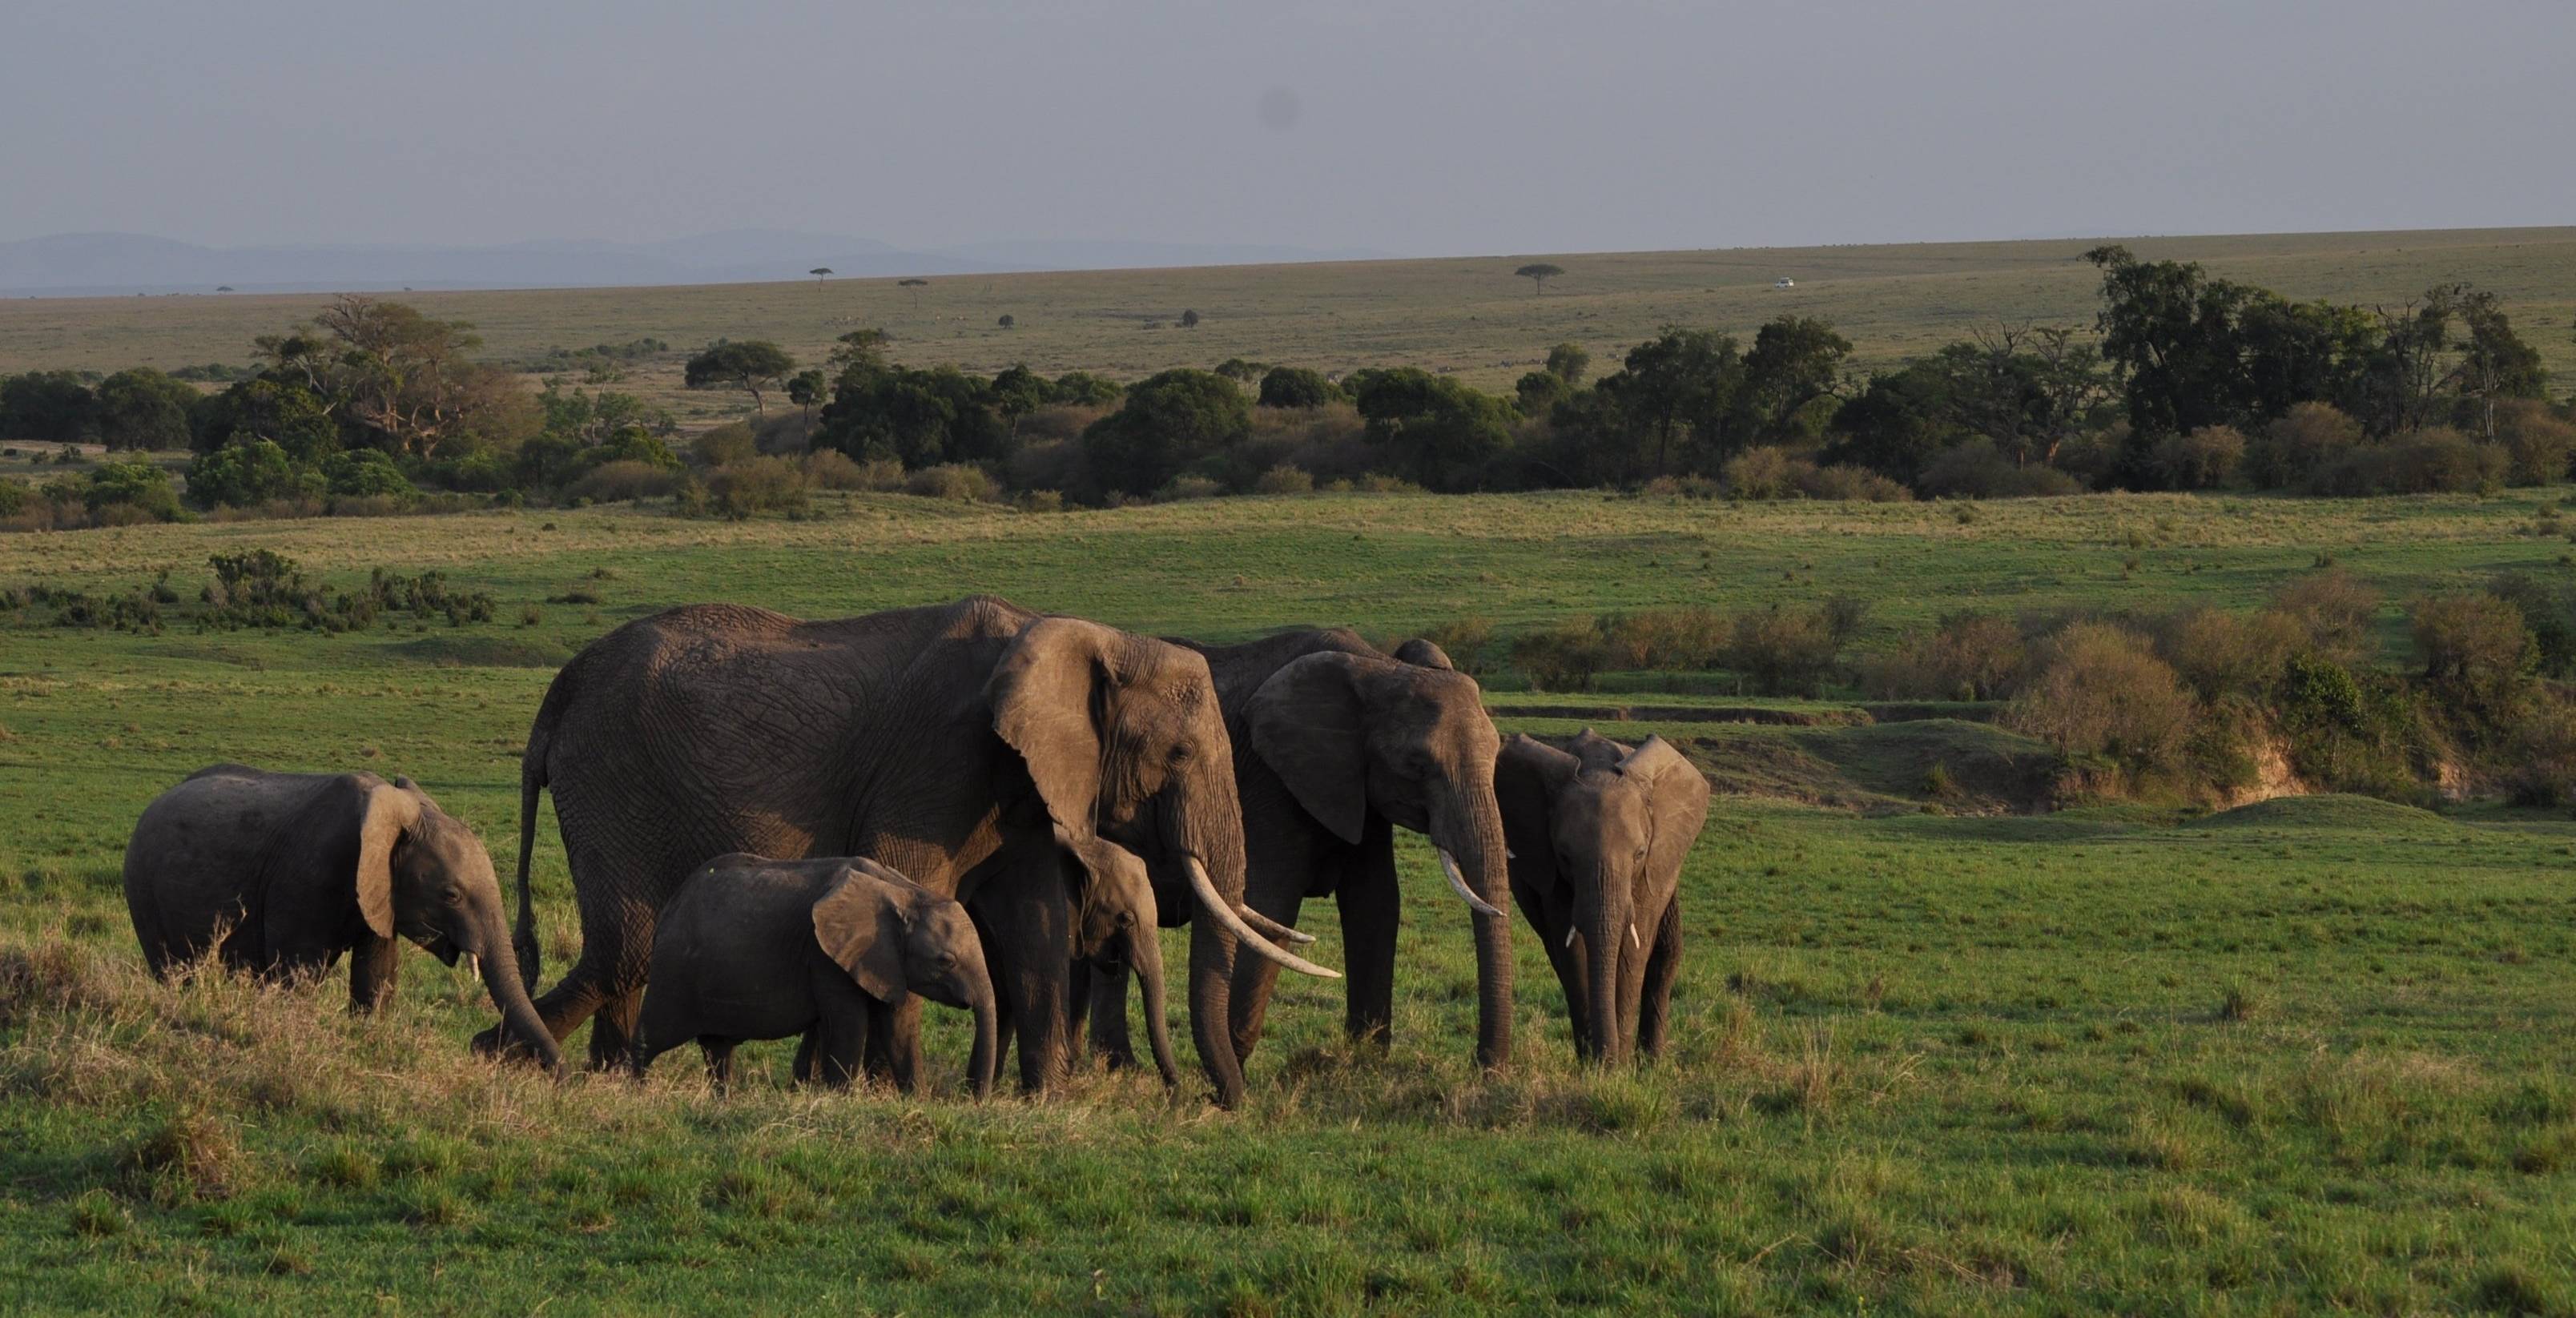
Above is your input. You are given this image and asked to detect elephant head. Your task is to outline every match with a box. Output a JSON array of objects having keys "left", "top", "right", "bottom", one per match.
[
  {"left": 1059, "top": 830, "right": 1179, "bottom": 1087},
  {"left": 1242, "top": 650, "right": 1516, "bottom": 1067},
  {"left": 811, "top": 861, "right": 999, "bottom": 1098},
  {"left": 1496, "top": 732, "right": 1708, "bottom": 1063},
  {"left": 356, "top": 778, "right": 562, "bottom": 1071},
  {"left": 988, "top": 616, "right": 1334, "bottom": 1103}
]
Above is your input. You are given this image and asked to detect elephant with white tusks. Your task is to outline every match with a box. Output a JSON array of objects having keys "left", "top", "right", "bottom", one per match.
[
  {"left": 1495, "top": 731, "right": 1709, "bottom": 1064},
  {"left": 123, "top": 763, "right": 561, "bottom": 1071}
]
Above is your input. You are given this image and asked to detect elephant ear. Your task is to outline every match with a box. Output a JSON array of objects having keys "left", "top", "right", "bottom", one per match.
[
  {"left": 1495, "top": 734, "right": 1576, "bottom": 886},
  {"left": 811, "top": 866, "right": 909, "bottom": 1002},
  {"left": 1622, "top": 736, "right": 1710, "bottom": 894},
  {"left": 1565, "top": 727, "right": 1629, "bottom": 773},
  {"left": 352, "top": 779, "right": 424, "bottom": 942},
  {"left": 1391, "top": 637, "right": 1454, "bottom": 670},
  {"left": 987, "top": 616, "right": 1118, "bottom": 842},
  {"left": 1244, "top": 652, "right": 1370, "bottom": 845}
]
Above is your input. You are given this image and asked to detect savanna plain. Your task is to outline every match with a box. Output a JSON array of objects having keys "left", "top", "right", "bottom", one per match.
[{"left": 2, "top": 484, "right": 2572, "bottom": 1315}]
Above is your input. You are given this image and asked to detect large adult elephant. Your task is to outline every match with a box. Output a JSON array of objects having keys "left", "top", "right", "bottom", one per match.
[
  {"left": 480, "top": 596, "right": 1329, "bottom": 1106},
  {"left": 1095, "top": 628, "right": 1515, "bottom": 1070}
]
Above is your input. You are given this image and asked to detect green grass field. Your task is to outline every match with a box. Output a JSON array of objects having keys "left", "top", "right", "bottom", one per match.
[
  {"left": 4, "top": 489, "right": 2574, "bottom": 1313},
  {"left": 6, "top": 227, "right": 2572, "bottom": 425}
]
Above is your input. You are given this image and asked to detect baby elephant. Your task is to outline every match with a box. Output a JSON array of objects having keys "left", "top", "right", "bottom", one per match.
[
  {"left": 1497, "top": 731, "right": 1710, "bottom": 1065},
  {"left": 123, "top": 763, "right": 561, "bottom": 1070},
  {"left": 632, "top": 854, "right": 998, "bottom": 1096}
]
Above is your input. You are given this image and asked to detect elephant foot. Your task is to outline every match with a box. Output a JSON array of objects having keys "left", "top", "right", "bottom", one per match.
[{"left": 471, "top": 1023, "right": 557, "bottom": 1068}]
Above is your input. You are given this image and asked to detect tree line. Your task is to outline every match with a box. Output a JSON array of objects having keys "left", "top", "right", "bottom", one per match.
[{"left": 4, "top": 254, "right": 2570, "bottom": 527}]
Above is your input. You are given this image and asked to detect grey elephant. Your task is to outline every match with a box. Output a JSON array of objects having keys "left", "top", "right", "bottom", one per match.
[
  {"left": 484, "top": 597, "right": 1330, "bottom": 1108},
  {"left": 630, "top": 854, "right": 998, "bottom": 1095},
  {"left": 1093, "top": 628, "right": 1513, "bottom": 1073},
  {"left": 1053, "top": 830, "right": 1192, "bottom": 1086},
  {"left": 122, "top": 763, "right": 560, "bottom": 1070},
  {"left": 1495, "top": 731, "right": 1710, "bottom": 1063}
]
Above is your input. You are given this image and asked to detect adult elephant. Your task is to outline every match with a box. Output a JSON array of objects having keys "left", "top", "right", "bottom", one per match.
[
  {"left": 481, "top": 596, "right": 1329, "bottom": 1106},
  {"left": 1495, "top": 730, "right": 1709, "bottom": 1063},
  {"left": 1093, "top": 628, "right": 1515, "bottom": 1071}
]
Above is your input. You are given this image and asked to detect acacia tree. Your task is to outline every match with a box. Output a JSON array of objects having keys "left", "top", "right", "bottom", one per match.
[
  {"left": 809, "top": 267, "right": 833, "bottom": 289},
  {"left": 899, "top": 278, "right": 928, "bottom": 310},
  {"left": 1545, "top": 341, "right": 1590, "bottom": 385},
  {"left": 787, "top": 369, "right": 829, "bottom": 427},
  {"left": 1515, "top": 263, "right": 1564, "bottom": 295},
  {"left": 684, "top": 340, "right": 798, "bottom": 414},
  {"left": 1180, "top": 309, "right": 1201, "bottom": 328}
]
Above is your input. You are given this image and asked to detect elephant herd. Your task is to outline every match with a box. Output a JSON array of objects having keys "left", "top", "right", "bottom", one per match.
[{"left": 119, "top": 596, "right": 1712, "bottom": 1106}]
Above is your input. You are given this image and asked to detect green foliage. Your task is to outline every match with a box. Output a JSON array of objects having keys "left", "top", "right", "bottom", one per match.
[
  {"left": 1255, "top": 365, "right": 1339, "bottom": 409},
  {"left": 0, "top": 370, "right": 100, "bottom": 443},
  {"left": 91, "top": 368, "right": 200, "bottom": 451},
  {"left": 1512, "top": 263, "right": 1564, "bottom": 293},
  {"left": 78, "top": 460, "right": 181, "bottom": 520},
  {"left": 682, "top": 340, "right": 798, "bottom": 412},
  {"left": 1349, "top": 368, "right": 1515, "bottom": 491},
  {"left": 1511, "top": 615, "right": 1607, "bottom": 690},
  {"left": 321, "top": 448, "right": 413, "bottom": 500},
  {"left": 1544, "top": 341, "right": 1590, "bottom": 385},
  {"left": 703, "top": 457, "right": 811, "bottom": 519},
  {"left": 1078, "top": 368, "right": 1250, "bottom": 499},
  {"left": 187, "top": 439, "right": 324, "bottom": 509},
  {"left": 195, "top": 378, "right": 340, "bottom": 460}
]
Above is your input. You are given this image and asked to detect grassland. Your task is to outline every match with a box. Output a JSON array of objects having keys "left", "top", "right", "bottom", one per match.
[
  {"left": 4, "top": 227, "right": 2572, "bottom": 426},
  {"left": 3, "top": 489, "right": 2574, "bottom": 1313}
]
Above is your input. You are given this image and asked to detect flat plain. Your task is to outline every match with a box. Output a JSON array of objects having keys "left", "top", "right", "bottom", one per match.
[
  {"left": 4, "top": 227, "right": 2573, "bottom": 425},
  {"left": 2, "top": 488, "right": 2573, "bottom": 1313}
]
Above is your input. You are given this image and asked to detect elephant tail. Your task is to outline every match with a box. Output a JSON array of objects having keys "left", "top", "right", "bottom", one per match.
[{"left": 513, "top": 660, "right": 578, "bottom": 995}]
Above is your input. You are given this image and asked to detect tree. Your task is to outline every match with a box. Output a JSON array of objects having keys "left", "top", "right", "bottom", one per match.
[
  {"left": 989, "top": 365, "right": 1051, "bottom": 436},
  {"left": 1514, "top": 370, "right": 1571, "bottom": 416},
  {"left": 91, "top": 368, "right": 200, "bottom": 451},
  {"left": 1608, "top": 327, "right": 1743, "bottom": 473},
  {"left": 787, "top": 369, "right": 829, "bottom": 428},
  {"left": 684, "top": 340, "right": 798, "bottom": 414},
  {"left": 1737, "top": 315, "right": 1853, "bottom": 443},
  {"left": 1545, "top": 341, "right": 1590, "bottom": 384},
  {"left": 304, "top": 295, "right": 497, "bottom": 456},
  {"left": 186, "top": 438, "right": 322, "bottom": 508},
  {"left": 1350, "top": 368, "right": 1514, "bottom": 490},
  {"left": 1079, "top": 368, "right": 1249, "bottom": 496},
  {"left": 899, "top": 278, "right": 928, "bottom": 310},
  {"left": 1257, "top": 366, "right": 1339, "bottom": 409},
  {"left": 1514, "top": 263, "right": 1564, "bottom": 295},
  {"left": 998, "top": 314, "right": 1016, "bottom": 329},
  {"left": 809, "top": 267, "right": 833, "bottom": 288},
  {"left": 0, "top": 371, "right": 99, "bottom": 443},
  {"left": 1179, "top": 309, "right": 1201, "bottom": 329},
  {"left": 2453, "top": 287, "right": 2548, "bottom": 440}
]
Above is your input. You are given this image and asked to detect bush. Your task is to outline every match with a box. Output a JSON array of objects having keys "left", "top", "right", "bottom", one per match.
[
  {"left": 1863, "top": 611, "right": 2029, "bottom": 701},
  {"left": 1721, "top": 446, "right": 1805, "bottom": 500},
  {"left": 1013, "top": 488, "right": 1065, "bottom": 513},
  {"left": 1157, "top": 474, "right": 1224, "bottom": 501},
  {"left": 0, "top": 480, "right": 25, "bottom": 517},
  {"left": 186, "top": 440, "right": 321, "bottom": 510},
  {"left": 82, "top": 460, "right": 183, "bottom": 520},
  {"left": 1354, "top": 472, "right": 1421, "bottom": 494},
  {"left": 1601, "top": 607, "right": 1729, "bottom": 670},
  {"left": 2008, "top": 622, "right": 2198, "bottom": 771},
  {"left": 1727, "top": 605, "right": 1843, "bottom": 696},
  {"left": 2506, "top": 693, "right": 2576, "bottom": 806},
  {"left": 566, "top": 460, "right": 678, "bottom": 504},
  {"left": 1799, "top": 464, "right": 1912, "bottom": 502},
  {"left": 2489, "top": 571, "right": 2576, "bottom": 675},
  {"left": 2312, "top": 428, "right": 2506, "bottom": 496},
  {"left": 801, "top": 449, "right": 896, "bottom": 491},
  {"left": 1253, "top": 464, "right": 1314, "bottom": 496},
  {"left": 706, "top": 456, "right": 810, "bottom": 518},
  {"left": 321, "top": 449, "right": 413, "bottom": 500},
  {"left": 906, "top": 463, "right": 993, "bottom": 502},
  {"left": 2150, "top": 425, "right": 2245, "bottom": 491},
  {"left": 1915, "top": 438, "right": 2084, "bottom": 499},
  {"left": 1415, "top": 616, "right": 1495, "bottom": 675},
  {"left": 2496, "top": 400, "right": 2576, "bottom": 487},
  {"left": 1256, "top": 367, "right": 1340, "bottom": 409},
  {"left": 2245, "top": 403, "right": 2363, "bottom": 490},
  {"left": 1512, "top": 617, "right": 1608, "bottom": 691},
  {"left": 2409, "top": 593, "right": 2535, "bottom": 721},
  {"left": 2269, "top": 570, "right": 2381, "bottom": 665},
  {"left": 691, "top": 423, "right": 761, "bottom": 467},
  {"left": 2155, "top": 607, "right": 2308, "bottom": 700}
]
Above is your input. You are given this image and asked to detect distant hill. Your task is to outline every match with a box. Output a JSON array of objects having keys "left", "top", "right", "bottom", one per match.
[{"left": 0, "top": 231, "right": 1401, "bottom": 296}]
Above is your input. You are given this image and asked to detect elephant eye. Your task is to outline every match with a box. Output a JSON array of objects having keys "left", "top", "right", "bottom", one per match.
[
  {"left": 1117, "top": 910, "right": 1136, "bottom": 926},
  {"left": 1167, "top": 743, "right": 1193, "bottom": 765}
]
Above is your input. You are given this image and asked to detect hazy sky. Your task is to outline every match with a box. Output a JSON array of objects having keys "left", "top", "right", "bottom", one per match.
[{"left": 5, "top": 0, "right": 2570, "bottom": 255}]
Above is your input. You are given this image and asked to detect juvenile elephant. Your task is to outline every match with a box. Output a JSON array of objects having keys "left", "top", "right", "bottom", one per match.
[
  {"left": 488, "top": 597, "right": 1330, "bottom": 1107},
  {"left": 1133, "top": 629, "right": 1513, "bottom": 1071},
  {"left": 122, "top": 764, "right": 560, "bottom": 1070},
  {"left": 631, "top": 854, "right": 997, "bottom": 1095},
  {"left": 1495, "top": 731, "right": 1709, "bottom": 1064},
  {"left": 1054, "top": 830, "right": 1187, "bottom": 1086}
]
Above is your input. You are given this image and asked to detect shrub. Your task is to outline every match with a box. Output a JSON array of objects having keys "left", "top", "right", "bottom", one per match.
[
  {"left": 2269, "top": 570, "right": 2381, "bottom": 665},
  {"left": 691, "top": 423, "right": 761, "bottom": 467},
  {"left": 2150, "top": 426, "right": 2245, "bottom": 491},
  {"left": 187, "top": 440, "right": 320, "bottom": 510},
  {"left": 1601, "top": 607, "right": 1729, "bottom": 670},
  {"left": 1727, "top": 605, "right": 1843, "bottom": 696},
  {"left": 2155, "top": 607, "right": 2308, "bottom": 700},
  {"left": 1512, "top": 617, "right": 1608, "bottom": 691},
  {"left": 1013, "top": 488, "right": 1065, "bottom": 513},
  {"left": 2489, "top": 571, "right": 2576, "bottom": 676},
  {"left": 0, "top": 480, "right": 25, "bottom": 517},
  {"left": 1157, "top": 474, "right": 1224, "bottom": 501},
  {"left": 321, "top": 449, "right": 413, "bottom": 500},
  {"left": 1721, "top": 446, "right": 1805, "bottom": 500},
  {"left": 2506, "top": 693, "right": 2576, "bottom": 806},
  {"left": 1256, "top": 367, "right": 1340, "bottom": 409},
  {"left": 1799, "top": 464, "right": 1912, "bottom": 502},
  {"left": 2008, "top": 622, "right": 2198, "bottom": 771},
  {"left": 906, "top": 463, "right": 992, "bottom": 502},
  {"left": 801, "top": 449, "right": 896, "bottom": 491},
  {"left": 2496, "top": 400, "right": 2576, "bottom": 487},
  {"left": 1864, "top": 611, "right": 2027, "bottom": 701},
  {"left": 2246, "top": 403, "right": 2364, "bottom": 490},
  {"left": 1354, "top": 472, "right": 1421, "bottom": 494},
  {"left": 2409, "top": 593, "right": 2535, "bottom": 721},
  {"left": 706, "top": 456, "right": 810, "bottom": 518},
  {"left": 2312, "top": 428, "right": 2506, "bottom": 496},
  {"left": 2272, "top": 653, "right": 2433, "bottom": 799},
  {"left": 1253, "top": 464, "right": 1313, "bottom": 495},
  {"left": 1915, "top": 437, "right": 2083, "bottom": 499},
  {"left": 1016, "top": 404, "right": 1113, "bottom": 448},
  {"left": 566, "top": 460, "right": 678, "bottom": 504},
  {"left": 1415, "top": 616, "right": 1495, "bottom": 675}
]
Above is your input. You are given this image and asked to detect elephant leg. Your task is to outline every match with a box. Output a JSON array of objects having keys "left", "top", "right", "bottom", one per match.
[
  {"left": 1335, "top": 822, "right": 1400, "bottom": 1050},
  {"left": 791, "top": 1032, "right": 817, "bottom": 1085},
  {"left": 1526, "top": 888, "right": 1594, "bottom": 1060},
  {"left": 1635, "top": 900, "right": 1684, "bottom": 1060},
  {"left": 1226, "top": 872, "right": 1311, "bottom": 1064},
  {"left": 808, "top": 976, "right": 871, "bottom": 1089},
  {"left": 588, "top": 986, "right": 646, "bottom": 1071},
  {"left": 1087, "top": 959, "right": 1137, "bottom": 1071},
  {"left": 976, "top": 849, "right": 1077, "bottom": 1093},
  {"left": 860, "top": 996, "right": 922, "bottom": 1091},
  {"left": 699, "top": 1038, "right": 737, "bottom": 1095},
  {"left": 346, "top": 932, "right": 401, "bottom": 1015}
]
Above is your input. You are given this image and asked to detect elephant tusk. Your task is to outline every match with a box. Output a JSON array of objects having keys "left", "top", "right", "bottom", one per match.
[
  {"left": 1439, "top": 850, "right": 1506, "bottom": 918},
  {"left": 1189, "top": 858, "right": 1340, "bottom": 979},
  {"left": 461, "top": 952, "right": 480, "bottom": 979},
  {"left": 1563, "top": 926, "right": 1576, "bottom": 949},
  {"left": 1628, "top": 924, "right": 1640, "bottom": 950},
  {"left": 1238, "top": 905, "right": 1316, "bottom": 946}
]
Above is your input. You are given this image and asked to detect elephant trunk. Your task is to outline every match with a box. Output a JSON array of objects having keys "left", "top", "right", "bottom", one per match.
[
  {"left": 1127, "top": 920, "right": 1180, "bottom": 1088},
  {"left": 1434, "top": 786, "right": 1516, "bottom": 1071},
  {"left": 1170, "top": 751, "right": 1253, "bottom": 1107},
  {"left": 1577, "top": 876, "right": 1632, "bottom": 1066},
  {"left": 469, "top": 917, "right": 562, "bottom": 1073},
  {"left": 964, "top": 980, "right": 998, "bottom": 1099}
]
